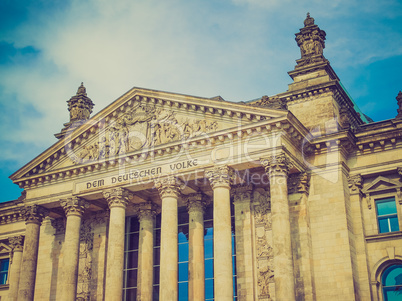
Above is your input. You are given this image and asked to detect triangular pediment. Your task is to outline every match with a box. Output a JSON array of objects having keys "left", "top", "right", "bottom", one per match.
[
  {"left": 11, "top": 87, "right": 290, "bottom": 182},
  {"left": 0, "top": 243, "right": 11, "bottom": 254},
  {"left": 362, "top": 176, "right": 402, "bottom": 193}
]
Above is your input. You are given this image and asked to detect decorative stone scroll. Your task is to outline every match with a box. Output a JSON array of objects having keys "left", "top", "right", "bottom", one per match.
[
  {"left": 348, "top": 174, "right": 363, "bottom": 192},
  {"left": 9, "top": 235, "right": 24, "bottom": 252},
  {"left": 396, "top": 91, "right": 402, "bottom": 119},
  {"left": 154, "top": 176, "right": 183, "bottom": 199},
  {"left": 60, "top": 197, "right": 90, "bottom": 217},
  {"left": 288, "top": 173, "right": 310, "bottom": 194},
  {"left": 185, "top": 193, "right": 210, "bottom": 214},
  {"left": 260, "top": 153, "right": 293, "bottom": 178},
  {"left": 103, "top": 187, "right": 132, "bottom": 208},
  {"left": 232, "top": 184, "right": 253, "bottom": 204},
  {"left": 51, "top": 218, "right": 66, "bottom": 235},
  {"left": 205, "top": 165, "right": 235, "bottom": 189},
  {"left": 133, "top": 201, "right": 160, "bottom": 222},
  {"left": 20, "top": 204, "right": 49, "bottom": 224}
]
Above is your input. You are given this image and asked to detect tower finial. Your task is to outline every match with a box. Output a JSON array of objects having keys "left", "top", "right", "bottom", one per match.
[
  {"left": 396, "top": 91, "right": 402, "bottom": 119},
  {"left": 54, "top": 83, "right": 95, "bottom": 139},
  {"left": 304, "top": 12, "right": 315, "bottom": 27},
  {"left": 295, "top": 14, "right": 326, "bottom": 68}
]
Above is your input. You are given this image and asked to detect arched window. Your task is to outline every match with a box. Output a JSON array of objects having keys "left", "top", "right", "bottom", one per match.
[{"left": 382, "top": 264, "right": 402, "bottom": 301}]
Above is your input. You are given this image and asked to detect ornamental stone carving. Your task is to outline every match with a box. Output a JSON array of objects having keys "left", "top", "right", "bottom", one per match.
[
  {"left": 51, "top": 218, "right": 66, "bottom": 235},
  {"left": 205, "top": 165, "right": 235, "bottom": 189},
  {"left": 154, "top": 176, "right": 184, "bottom": 198},
  {"left": 232, "top": 184, "right": 253, "bottom": 204},
  {"left": 260, "top": 153, "right": 293, "bottom": 177},
  {"left": 20, "top": 204, "right": 49, "bottom": 224},
  {"left": 9, "top": 235, "right": 24, "bottom": 252},
  {"left": 396, "top": 91, "right": 402, "bottom": 119},
  {"left": 133, "top": 202, "right": 160, "bottom": 222},
  {"left": 74, "top": 99, "right": 219, "bottom": 163},
  {"left": 185, "top": 193, "right": 210, "bottom": 213},
  {"left": 60, "top": 197, "right": 90, "bottom": 217},
  {"left": 397, "top": 167, "right": 402, "bottom": 180},
  {"left": 288, "top": 172, "right": 310, "bottom": 194},
  {"left": 348, "top": 174, "right": 363, "bottom": 192},
  {"left": 154, "top": 176, "right": 183, "bottom": 199},
  {"left": 294, "top": 13, "right": 327, "bottom": 68},
  {"left": 55, "top": 83, "right": 95, "bottom": 139},
  {"left": 103, "top": 187, "right": 132, "bottom": 208}
]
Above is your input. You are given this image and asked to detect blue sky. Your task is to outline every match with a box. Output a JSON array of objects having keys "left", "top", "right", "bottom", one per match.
[{"left": 1, "top": 0, "right": 401, "bottom": 202}]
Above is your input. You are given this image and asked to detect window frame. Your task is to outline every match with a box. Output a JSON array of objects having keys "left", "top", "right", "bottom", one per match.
[
  {"left": 0, "top": 255, "right": 10, "bottom": 286},
  {"left": 375, "top": 196, "right": 400, "bottom": 234}
]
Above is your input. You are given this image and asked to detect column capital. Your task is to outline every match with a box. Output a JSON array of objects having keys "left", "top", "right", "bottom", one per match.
[
  {"left": 205, "top": 165, "right": 235, "bottom": 189},
  {"left": 20, "top": 204, "right": 49, "bottom": 225},
  {"left": 9, "top": 235, "right": 24, "bottom": 252},
  {"left": 185, "top": 193, "right": 210, "bottom": 213},
  {"left": 60, "top": 197, "right": 89, "bottom": 217},
  {"left": 288, "top": 172, "right": 310, "bottom": 194},
  {"left": 232, "top": 184, "right": 253, "bottom": 204},
  {"left": 154, "top": 176, "right": 183, "bottom": 199},
  {"left": 133, "top": 202, "right": 161, "bottom": 222},
  {"left": 260, "top": 152, "right": 293, "bottom": 177},
  {"left": 103, "top": 187, "right": 132, "bottom": 209},
  {"left": 348, "top": 174, "right": 363, "bottom": 193}
]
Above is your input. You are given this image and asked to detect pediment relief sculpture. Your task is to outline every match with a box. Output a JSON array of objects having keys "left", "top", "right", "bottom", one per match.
[{"left": 74, "top": 101, "right": 219, "bottom": 164}]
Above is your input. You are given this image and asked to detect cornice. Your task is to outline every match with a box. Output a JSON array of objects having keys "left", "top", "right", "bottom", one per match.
[{"left": 13, "top": 114, "right": 311, "bottom": 190}]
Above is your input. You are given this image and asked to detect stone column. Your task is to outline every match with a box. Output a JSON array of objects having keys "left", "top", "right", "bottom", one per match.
[
  {"left": 60, "top": 197, "right": 89, "bottom": 301},
  {"left": 348, "top": 174, "right": 371, "bottom": 300},
  {"left": 136, "top": 202, "right": 160, "bottom": 301},
  {"left": 17, "top": 205, "right": 48, "bottom": 301},
  {"left": 261, "top": 153, "right": 296, "bottom": 301},
  {"left": 185, "top": 193, "right": 208, "bottom": 301},
  {"left": 155, "top": 176, "right": 182, "bottom": 301},
  {"left": 206, "top": 165, "right": 234, "bottom": 301},
  {"left": 8, "top": 235, "right": 24, "bottom": 301},
  {"left": 103, "top": 188, "right": 131, "bottom": 301},
  {"left": 232, "top": 185, "right": 255, "bottom": 300}
]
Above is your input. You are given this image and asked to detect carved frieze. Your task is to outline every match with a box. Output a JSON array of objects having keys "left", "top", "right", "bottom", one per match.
[
  {"left": 75, "top": 100, "right": 219, "bottom": 163},
  {"left": 205, "top": 165, "right": 235, "bottom": 189}
]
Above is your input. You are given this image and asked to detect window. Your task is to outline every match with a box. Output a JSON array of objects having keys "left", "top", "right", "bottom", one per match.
[
  {"left": 382, "top": 265, "right": 402, "bottom": 301},
  {"left": 376, "top": 197, "right": 399, "bottom": 233},
  {"left": 123, "top": 217, "right": 140, "bottom": 300},
  {"left": 0, "top": 258, "right": 9, "bottom": 285}
]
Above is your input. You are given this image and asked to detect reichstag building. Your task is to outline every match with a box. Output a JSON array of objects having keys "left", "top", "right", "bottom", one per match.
[{"left": 0, "top": 14, "right": 401, "bottom": 301}]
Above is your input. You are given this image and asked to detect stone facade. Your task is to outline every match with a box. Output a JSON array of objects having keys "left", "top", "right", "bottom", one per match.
[{"left": 1, "top": 14, "right": 401, "bottom": 301}]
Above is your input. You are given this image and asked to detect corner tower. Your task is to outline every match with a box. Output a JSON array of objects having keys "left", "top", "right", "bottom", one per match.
[{"left": 284, "top": 14, "right": 365, "bottom": 134}]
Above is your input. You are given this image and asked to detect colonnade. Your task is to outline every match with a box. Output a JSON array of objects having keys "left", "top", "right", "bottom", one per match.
[{"left": 9, "top": 153, "right": 296, "bottom": 301}]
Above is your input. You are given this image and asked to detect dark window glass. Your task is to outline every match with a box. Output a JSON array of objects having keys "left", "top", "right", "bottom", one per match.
[
  {"left": 0, "top": 258, "right": 9, "bottom": 285},
  {"left": 382, "top": 265, "right": 402, "bottom": 301},
  {"left": 376, "top": 198, "right": 399, "bottom": 233},
  {"left": 178, "top": 282, "right": 189, "bottom": 301}
]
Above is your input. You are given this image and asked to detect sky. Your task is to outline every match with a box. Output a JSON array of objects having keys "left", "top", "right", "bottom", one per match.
[{"left": 1, "top": 0, "right": 401, "bottom": 202}]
